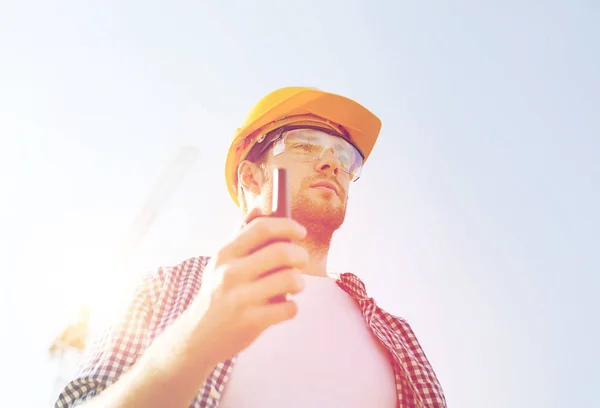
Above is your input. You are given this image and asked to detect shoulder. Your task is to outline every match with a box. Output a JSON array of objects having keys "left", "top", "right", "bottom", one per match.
[
  {"left": 139, "top": 255, "right": 212, "bottom": 313},
  {"left": 335, "top": 272, "right": 418, "bottom": 338},
  {"left": 147, "top": 255, "right": 211, "bottom": 286}
]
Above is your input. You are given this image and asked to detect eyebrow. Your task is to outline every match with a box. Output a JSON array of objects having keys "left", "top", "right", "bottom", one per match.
[{"left": 287, "top": 131, "right": 310, "bottom": 140}]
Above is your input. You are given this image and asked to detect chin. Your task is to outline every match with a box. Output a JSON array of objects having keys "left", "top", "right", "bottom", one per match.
[
  {"left": 292, "top": 192, "right": 347, "bottom": 232},
  {"left": 307, "top": 189, "right": 345, "bottom": 210}
]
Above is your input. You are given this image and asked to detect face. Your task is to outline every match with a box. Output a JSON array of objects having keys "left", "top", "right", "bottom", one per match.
[{"left": 259, "top": 139, "right": 353, "bottom": 234}]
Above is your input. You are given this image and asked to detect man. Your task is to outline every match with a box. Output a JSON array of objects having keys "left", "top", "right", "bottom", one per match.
[{"left": 56, "top": 87, "right": 446, "bottom": 408}]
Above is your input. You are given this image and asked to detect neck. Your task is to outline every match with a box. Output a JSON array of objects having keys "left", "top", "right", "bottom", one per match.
[{"left": 298, "top": 228, "right": 333, "bottom": 277}]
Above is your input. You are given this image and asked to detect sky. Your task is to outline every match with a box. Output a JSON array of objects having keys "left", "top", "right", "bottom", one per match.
[{"left": 0, "top": 1, "right": 598, "bottom": 407}]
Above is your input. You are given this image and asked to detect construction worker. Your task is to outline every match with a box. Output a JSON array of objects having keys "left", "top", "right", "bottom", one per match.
[{"left": 55, "top": 87, "right": 447, "bottom": 407}]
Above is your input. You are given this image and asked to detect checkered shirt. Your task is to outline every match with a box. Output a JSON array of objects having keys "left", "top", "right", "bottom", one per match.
[{"left": 55, "top": 256, "right": 446, "bottom": 408}]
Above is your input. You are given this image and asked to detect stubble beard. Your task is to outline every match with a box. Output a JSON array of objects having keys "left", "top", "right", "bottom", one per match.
[
  {"left": 290, "top": 188, "right": 347, "bottom": 257},
  {"left": 294, "top": 189, "right": 345, "bottom": 236},
  {"left": 259, "top": 173, "right": 347, "bottom": 254}
]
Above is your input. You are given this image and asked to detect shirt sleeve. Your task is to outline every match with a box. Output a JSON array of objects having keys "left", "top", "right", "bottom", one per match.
[{"left": 54, "top": 272, "right": 155, "bottom": 408}]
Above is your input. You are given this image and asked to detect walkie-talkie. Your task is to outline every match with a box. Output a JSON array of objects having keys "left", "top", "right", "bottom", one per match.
[
  {"left": 271, "top": 168, "right": 290, "bottom": 218},
  {"left": 268, "top": 168, "right": 291, "bottom": 303}
]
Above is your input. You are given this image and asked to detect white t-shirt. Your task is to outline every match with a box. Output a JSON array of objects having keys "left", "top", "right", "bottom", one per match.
[{"left": 219, "top": 274, "right": 398, "bottom": 407}]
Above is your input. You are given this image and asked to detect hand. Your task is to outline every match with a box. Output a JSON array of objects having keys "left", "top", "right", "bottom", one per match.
[
  {"left": 185, "top": 208, "right": 308, "bottom": 368},
  {"left": 69, "top": 209, "right": 308, "bottom": 408}
]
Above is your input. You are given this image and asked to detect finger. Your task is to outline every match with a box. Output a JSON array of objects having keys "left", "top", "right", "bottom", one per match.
[
  {"left": 239, "top": 207, "right": 264, "bottom": 229},
  {"left": 223, "top": 217, "right": 307, "bottom": 259},
  {"left": 235, "top": 268, "right": 304, "bottom": 306},
  {"left": 230, "top": 242, "right": 308, "bottom": 284},
  {"left": 232, "top": 207, "right": 263, "bottom": 236}
]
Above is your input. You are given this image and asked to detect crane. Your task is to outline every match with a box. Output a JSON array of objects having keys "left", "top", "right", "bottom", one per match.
[{"left": 48, "top": 145, "right": 200, "bottom": 400}]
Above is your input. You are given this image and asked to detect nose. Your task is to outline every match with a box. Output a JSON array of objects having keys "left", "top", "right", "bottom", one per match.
[{"left": 314, "top": 148, "right": 341, "bottom": 176}]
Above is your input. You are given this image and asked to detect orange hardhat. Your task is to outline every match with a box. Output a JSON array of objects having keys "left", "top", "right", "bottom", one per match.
[{"left": 225, "top": 86, "right": 382, "bottom": 206}]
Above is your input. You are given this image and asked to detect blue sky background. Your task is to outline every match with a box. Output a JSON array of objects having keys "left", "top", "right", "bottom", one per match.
[{"left": 0, "top": 1, "right": 598, "bottom": 407}]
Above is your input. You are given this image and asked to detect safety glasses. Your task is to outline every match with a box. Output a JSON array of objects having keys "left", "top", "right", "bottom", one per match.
[{"left": 247, "top": 126, "right": 364, "bottom": 181}]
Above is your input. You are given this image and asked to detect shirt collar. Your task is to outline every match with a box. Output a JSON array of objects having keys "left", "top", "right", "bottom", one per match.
[{"left": 331, "top": 272, "right": 370, "bottom": 300}]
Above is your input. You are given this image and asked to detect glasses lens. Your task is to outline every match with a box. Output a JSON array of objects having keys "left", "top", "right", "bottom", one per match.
[{"left": 279, "top": 129, "right": 363, "bottom": 180}]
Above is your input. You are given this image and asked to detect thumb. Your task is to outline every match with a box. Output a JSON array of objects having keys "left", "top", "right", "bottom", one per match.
[{"left": 239, "top": 206, "right": 264, "bottom": 229}]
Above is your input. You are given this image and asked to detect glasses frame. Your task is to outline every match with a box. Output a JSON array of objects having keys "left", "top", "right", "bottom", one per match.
[{"left": 245, "top": 125, "right": 364, "bottom": 182}]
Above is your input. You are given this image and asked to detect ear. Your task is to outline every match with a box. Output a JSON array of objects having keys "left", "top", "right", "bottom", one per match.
[{"left": 237, "top": 160, "right": 265, "bottom": 196}]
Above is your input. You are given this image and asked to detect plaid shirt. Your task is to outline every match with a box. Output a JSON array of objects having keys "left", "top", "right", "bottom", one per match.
[{"left": 55, "top": 256, "right": 446, "bottom": 408}]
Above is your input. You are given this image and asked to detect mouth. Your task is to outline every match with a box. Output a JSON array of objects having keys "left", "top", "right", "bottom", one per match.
[{"left": 310, "top": 180, "right": 339, "bottom": 196}]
